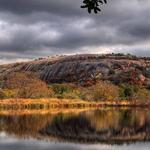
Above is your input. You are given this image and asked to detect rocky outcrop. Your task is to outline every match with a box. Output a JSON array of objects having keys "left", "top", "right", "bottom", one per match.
[{"left": 1, "top": 54, "right": 150, "bottom": 85}]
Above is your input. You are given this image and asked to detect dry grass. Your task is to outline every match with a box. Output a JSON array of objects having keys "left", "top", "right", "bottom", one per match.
[
  {"left": 0, "top": 98, "right": 148, "bottom": 109},
  {"left": 0, "top": 98, "right": 96, "bottom": 108},
  {"left": 0, "top": 107, "right": 96, "bottom": 116}
]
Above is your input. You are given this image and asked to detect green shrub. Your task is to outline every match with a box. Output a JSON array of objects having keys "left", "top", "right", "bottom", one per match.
[
  {"left": 49, "top": 83, "right": 73, "bottom": 94},
  {"left": 49, "top": 83, "right": 84, "bottom": 99},
  {"left": 119, "top": 84, "right": 139, "bottom": 100},
  {"left": 60, "top": 92, "right": 79, "bottom": 99}
]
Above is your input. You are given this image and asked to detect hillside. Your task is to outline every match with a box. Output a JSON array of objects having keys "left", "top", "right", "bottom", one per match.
[{"left": 1, "top": 54, "right": 150, "bottom": 86}]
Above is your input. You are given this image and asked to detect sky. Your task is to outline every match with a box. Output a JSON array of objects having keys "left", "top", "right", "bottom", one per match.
[{"left": 0, "top": 0, "right": 150, "bottom": 64}]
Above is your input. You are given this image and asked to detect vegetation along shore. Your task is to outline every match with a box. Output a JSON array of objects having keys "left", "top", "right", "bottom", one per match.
[{"left": 1, "top": 53, "right": 150, "bottom": 107}]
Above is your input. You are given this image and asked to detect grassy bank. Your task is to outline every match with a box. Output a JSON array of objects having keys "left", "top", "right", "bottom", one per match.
[{"left": 0, "top": 98, "right": 150, "bottom": 110}]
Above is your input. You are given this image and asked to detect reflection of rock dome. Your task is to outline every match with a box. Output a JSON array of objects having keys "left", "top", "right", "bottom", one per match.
[
  {"left": 40, "top": 109, "right": 150, "bottom": 143},
  {"left": 0, "top": 109, "right": 150, "bottom": 144}
]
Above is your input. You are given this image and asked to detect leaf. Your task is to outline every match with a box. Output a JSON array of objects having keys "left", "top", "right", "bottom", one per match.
[
  {"left": 81, "top": 5, "right": 88, "bottom": 8},
  {"left": 88, "top": 7, "right": 91, "bottom": 13},
  {"left": 103, "top": 0, "right": 107, "bottom": 4},
  {"left": 81, "top": 0, "right": 107, "bottom": 14}
]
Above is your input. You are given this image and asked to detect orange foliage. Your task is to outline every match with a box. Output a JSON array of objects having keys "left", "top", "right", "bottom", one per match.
[{"left": 3, "top": 72, "right": 53, "bottom": 98}]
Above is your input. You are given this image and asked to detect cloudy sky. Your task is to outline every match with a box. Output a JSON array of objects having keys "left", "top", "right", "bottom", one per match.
[{"left": 0, "top": 0, "right": 150, "bottom": 64}]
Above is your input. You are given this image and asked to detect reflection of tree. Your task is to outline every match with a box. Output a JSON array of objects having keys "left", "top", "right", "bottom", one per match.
[
  {"left": 41, "top": 114, "right": 95, "bottom": 141},
  {"left": 119, "top": 110, "right": 134, "bottom": 126},
  {"left": 0, "top": 114, "right": 53, "bottom": 138},
  {"left": 85, "top": 110, "right": 120, "bottom": 131},
  {"left": 0, "top": 109, "right": 150, "bottom": 143},
  {"left": 40, "top": 109, "right": 150, "bottom": 143},
  {"left": 119, "top": 110, "right": 150, "bottom": 130}
]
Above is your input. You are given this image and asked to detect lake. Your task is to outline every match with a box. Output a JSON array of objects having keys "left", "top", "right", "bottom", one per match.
[{"left": 0, "top": 108, "right": 150, "bottom": 150}]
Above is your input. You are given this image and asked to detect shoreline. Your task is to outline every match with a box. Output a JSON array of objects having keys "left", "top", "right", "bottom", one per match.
[{"left": 0, "top": 98, "right": 150, "bottom": 108}]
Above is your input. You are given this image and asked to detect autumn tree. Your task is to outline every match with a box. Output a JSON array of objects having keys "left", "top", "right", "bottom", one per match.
[
  {"left": 91, "top": 81, "right": 119, "bottom": 101},
  {"left": 3, "top": 72, "right": 53, "bottom": 98}
]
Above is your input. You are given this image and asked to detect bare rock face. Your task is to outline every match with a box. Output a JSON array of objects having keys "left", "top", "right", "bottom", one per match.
[
  {"left": 41, "top": 60, "right": 110, "bottom": 83},
  {"left": 1, "top": 54, "right": 150, "bottom": 85}
]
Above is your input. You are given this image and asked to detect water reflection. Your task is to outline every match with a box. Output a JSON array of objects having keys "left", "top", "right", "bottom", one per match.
[
  {"left": 40, "top": 109, "right": 150, "bottom": 143},
  {"left": 0, "top": 108, "right": 150, "bottom": 146}
]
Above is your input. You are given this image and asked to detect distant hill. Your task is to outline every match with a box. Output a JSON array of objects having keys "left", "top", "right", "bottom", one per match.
[{"left": 1, "top": 54, "right": 150, "bottom": 86}]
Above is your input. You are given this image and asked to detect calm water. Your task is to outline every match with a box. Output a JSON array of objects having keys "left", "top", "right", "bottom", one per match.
[{"left": 0, "top": 108, "right": 150, "bottom": 150}]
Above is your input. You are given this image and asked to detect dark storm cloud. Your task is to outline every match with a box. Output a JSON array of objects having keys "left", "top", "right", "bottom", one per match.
[
  {"left": 0, "top": 0, "right": 150, "bottom": 63},
  {"left": 120, "top": 21, "right": 150, "bottom": 40},
  {"left": 0, "top": 0, "right": 83, "bottom": 16}
]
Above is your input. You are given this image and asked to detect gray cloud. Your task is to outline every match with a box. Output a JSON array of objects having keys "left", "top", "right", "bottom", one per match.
[
  {"left": 0, "top": 0, "right": 83, "bottom": 16},
  {"left": 0, "top": 0, "right": 150, "bottom": 63}
]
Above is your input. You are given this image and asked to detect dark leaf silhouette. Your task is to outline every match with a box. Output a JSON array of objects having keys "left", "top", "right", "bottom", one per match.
[{"left": 81, "top": 0, "right": 107, "bottom": 14}]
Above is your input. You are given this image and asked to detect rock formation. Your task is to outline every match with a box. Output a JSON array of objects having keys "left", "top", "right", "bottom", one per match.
[{"left": 1, "top": 54, "right": 150, "bottom": 85}]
